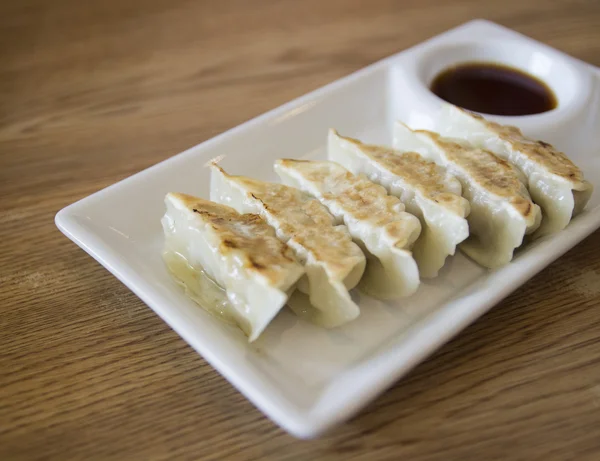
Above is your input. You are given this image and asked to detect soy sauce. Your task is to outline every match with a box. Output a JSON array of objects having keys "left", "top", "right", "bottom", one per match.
[{"left": 430, "top": 62, "right": 557, "bottom": 116}]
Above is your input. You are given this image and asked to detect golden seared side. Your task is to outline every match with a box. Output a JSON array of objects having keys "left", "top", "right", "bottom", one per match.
[
  {"left": 341, "top": 135, "right": 467, "bottom": 215},
  {"left": 465, "top": 109, "right": 586, "bottom": 186},
  {"left": 168, "top": 193, "right": 299, "bottom": 284},
  {"left": 276, "top": 159, "right": 420, "bottom": 249},
  {"left": 420, "top": 132, "right": 538, "bottom": 221},
  {"left": 214, "top": 168, "right": 365, "bottom": 280}
]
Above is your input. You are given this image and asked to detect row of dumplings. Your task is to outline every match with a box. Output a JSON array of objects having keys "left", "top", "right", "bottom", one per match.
[{"left": 162, "top": 105, "right": 592, "bottom": 341}]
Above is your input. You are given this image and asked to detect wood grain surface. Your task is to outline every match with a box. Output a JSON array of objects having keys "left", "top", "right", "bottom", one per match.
[{"left": 2, "top": 0, "right": 600, "bottom": 459}]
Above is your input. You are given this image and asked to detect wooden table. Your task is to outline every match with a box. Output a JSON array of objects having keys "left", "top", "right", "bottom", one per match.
[{"left": 2, "top": 1, "right": 600, "bottom": 459}]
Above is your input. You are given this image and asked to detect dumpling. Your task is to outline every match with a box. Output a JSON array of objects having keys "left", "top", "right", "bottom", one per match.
[
  {"left": 161, "top": 193, "right": 304, "bottom": 341},
  {"left": 274, "top": 158, "right": 421, "bottom": 299},
  {"left": 393, "top": 122, "right": 542, "bottom": 268},
  {"left": 328, "top": 129, "right": 470, "bottom": 278},
  {"left": 210, "top": 164, "right": 366, "bottom": 327},
  {"left": 436, "top": 104, "right": 593, "bottom": 236}
]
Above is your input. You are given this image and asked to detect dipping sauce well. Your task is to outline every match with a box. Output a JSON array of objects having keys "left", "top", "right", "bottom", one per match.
[{"left": 430, "top": 62, "right": 557, "bottom": 116}]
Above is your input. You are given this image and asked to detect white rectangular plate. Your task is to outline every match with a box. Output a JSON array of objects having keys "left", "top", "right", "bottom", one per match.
[{"left": 56, "top": 20, "right": 600, "bottom": 438}]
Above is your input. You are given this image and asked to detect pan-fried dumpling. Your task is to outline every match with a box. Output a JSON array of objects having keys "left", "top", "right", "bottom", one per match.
[
  {"left": 210, "top": 165, "right": 366, "bottom": 327},
  {"left": 393, "top": 122, "right": 542, "bottom": 268},
  {"left": 328, "top": 129, "right": 470, "bottom": 278},
  {"left": 274, "top": 158, "right": 421, "bottom": 299},
  {"left": 162, "top": 193, "right": 304, "bottom": 341},
  {"left": 436, "top": 104, "right": 593, "bottom": 236}
]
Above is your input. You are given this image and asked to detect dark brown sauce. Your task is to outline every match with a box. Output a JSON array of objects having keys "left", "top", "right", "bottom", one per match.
[{"left": 430, "top": 62, "right": 557, "bottom": 116}]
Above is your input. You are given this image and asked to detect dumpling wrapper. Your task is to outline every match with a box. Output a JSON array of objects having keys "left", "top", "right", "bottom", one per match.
[
  {"left": 210, "top": 164, "right": 366, "bottom": 328},
  {"left": 393, "top": 122, "right": 542, "bottom": 268},
  {"left": 436, "top": 104, "right": 593, "bottom": 236},
  {"left": 275, "top": 158, "right": 421, "bottom": 299},
  {"left": 162, "top": 193, "right": 304, "bottom": 341},
  {"left": 328, "top": 129, "right": 470, "bottom": 278}
]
